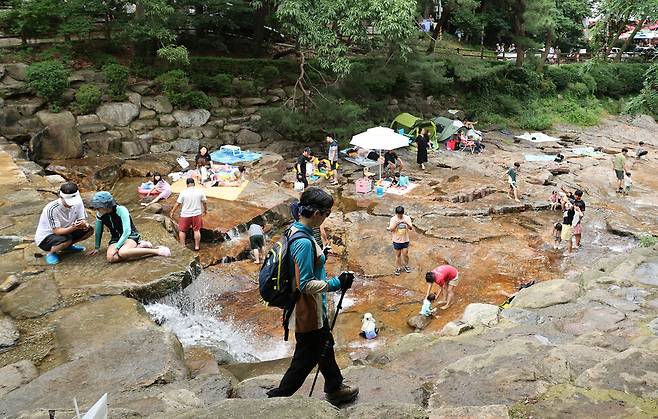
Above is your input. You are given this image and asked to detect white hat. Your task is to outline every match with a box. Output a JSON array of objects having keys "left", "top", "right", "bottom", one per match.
[{"left": 60, "top": 191, "right": 83, "bottom": 207}]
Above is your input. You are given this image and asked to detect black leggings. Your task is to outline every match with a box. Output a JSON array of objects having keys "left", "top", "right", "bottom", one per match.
[{"left": 267, "top": 323, "right": 343, "bottom": 396}]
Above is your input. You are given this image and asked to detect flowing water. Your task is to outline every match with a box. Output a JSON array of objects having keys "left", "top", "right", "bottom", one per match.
[{"left": 145, "top": 270, "right": 291, "bottom": 361}]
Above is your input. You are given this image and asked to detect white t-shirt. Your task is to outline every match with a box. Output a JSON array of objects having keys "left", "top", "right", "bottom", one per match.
[
  {"left": 248, "top": 224, "right": 264, "bottom": 237},
  {"left": 177, "top": 187, "right": 207, "bottom": 217},
  {"left": 35, "top": 199, "right": 87, "bottom": 245}
]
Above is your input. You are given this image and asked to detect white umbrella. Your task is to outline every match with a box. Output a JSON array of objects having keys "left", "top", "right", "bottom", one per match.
[{"left": 350, "top": 127, "right": 410, "bottom": 179}]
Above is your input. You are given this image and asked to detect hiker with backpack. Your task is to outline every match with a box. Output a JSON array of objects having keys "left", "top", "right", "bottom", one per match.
[{"left": 264, "top": 187, "right": 358, "bottom": 405}]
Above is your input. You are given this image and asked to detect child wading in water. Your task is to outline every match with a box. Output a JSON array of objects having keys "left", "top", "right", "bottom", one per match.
[{"left": 552, "top": 222, "right": 562, "bottom": 249}]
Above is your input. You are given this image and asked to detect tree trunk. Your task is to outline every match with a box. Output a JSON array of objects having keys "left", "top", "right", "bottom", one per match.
[
  {"left": 426, "top": 11, "right": 449, "bottom": 54},
  {"left": 252, "top": 0, "right": 269, "bottom": 56},
  {"left": 513, "top": 0, "right": 527, "bottom": 68},
  {"left": 617, "top": 17, "right": 646, "bottom": 61},
  {"left": 537, "top": 31, "right": 552, "bottom": 73}
]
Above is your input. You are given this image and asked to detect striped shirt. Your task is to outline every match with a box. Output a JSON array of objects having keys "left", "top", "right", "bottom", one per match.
[{"left": 35, "top": 199, "right": 87, "bottom": 246}]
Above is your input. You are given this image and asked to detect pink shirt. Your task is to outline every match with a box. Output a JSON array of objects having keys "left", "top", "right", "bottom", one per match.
[{"left": 431, "top": 265, "right": 458, "bottom": 286}]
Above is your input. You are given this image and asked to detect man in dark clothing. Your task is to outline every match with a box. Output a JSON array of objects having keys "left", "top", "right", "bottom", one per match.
[
  {"left": 383, "top": 150, "right": 403, "bottom": 175},
  {"left": 296, "top": 147, "right": 313, "bottom": 189},
  {"left": 267, "top": 187, "right": 358, "bottom": 405},
  {"left": 561, "top": 201, "right": 576, "bottom": 253}
]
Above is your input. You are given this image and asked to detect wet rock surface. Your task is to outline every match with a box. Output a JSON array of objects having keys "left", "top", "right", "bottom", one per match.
[{"left": 0, "top": 113, "right": 657, "bottom": 417}]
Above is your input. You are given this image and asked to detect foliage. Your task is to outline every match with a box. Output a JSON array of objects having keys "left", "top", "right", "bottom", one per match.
[
  {"left": 585, "top": 63, "right": 649, "bottom": 97},
  {"left": 637, "top": 233, "right": 658, "bottom": 248},
  {"left": 517, "top": 110, "right": 553, "bottom": 130},
  {"left": 184, "top": 90, "right": 212, "bottom": 109},
  {"left": 623, "top": 64, "right": 658, "bottom": 118},
  {"left": 276, "top": 0, "right": 416, "bottom": 75},
  {"left": 192, "top": 73, "right": 233, "bottom": 96},
  {"left": 157, "top": 70, "right": 191, "bottom": 108},
  {"left": 259, "top": 96, "right": 368, "bottom": 141},
  {"left": 102, "top": 63, "right": 130, "bottom": 99},
  {"left": 232, "top": 79, "right": 258, "bottom": 96},
  {"left": 74, "top": 84, "right": 102, "bottom": 114},
  {"left": 26, "top": 60, "right": 70, "bottom": 104},
  {"left": 157, "top": 45, "right": 190, "bottom": 66},
  {"left": 260, "top": 66, "right": 280, "bottom": 87}
]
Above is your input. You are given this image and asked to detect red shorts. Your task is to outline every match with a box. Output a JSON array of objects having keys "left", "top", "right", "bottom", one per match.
[{"left": 178, "top": 215, "right": 203, "bottom": 232}]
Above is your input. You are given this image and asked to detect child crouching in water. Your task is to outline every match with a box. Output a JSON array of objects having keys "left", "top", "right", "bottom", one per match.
[{"left": 420, "top": 292, "right": 437, "bottom": 317}]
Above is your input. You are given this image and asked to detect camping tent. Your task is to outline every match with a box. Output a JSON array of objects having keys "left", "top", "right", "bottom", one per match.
[
  {"left": 390, "top": 113, "right": 437, "bottom": 143},
  {"left": 350, "top": 127, "right": 410, "bottom": 178},
  {"left": 433, "top": 117, "right": 465, "bottom": 146}
]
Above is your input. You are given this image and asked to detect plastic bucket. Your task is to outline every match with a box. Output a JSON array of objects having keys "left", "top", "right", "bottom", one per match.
[{"left": 376, "top": 186, "right": 384, "bottom": 197}]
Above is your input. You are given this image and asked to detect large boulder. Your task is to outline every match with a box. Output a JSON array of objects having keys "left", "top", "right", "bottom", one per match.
[
  {"left": 171, "top": 138, "right": 200, "bottom": 153},
  {"left": 96, "top": 102, "right": 140, "bottom": 127},
  {"left": 462, "top": 303, "right": 500, "bottom": 327},
  {"left": 0, "top": 360, "right": 38, "bottom": 397},
  {"left": 32, "top": 111, "right": 83, "bottom": 161},
  {"left": 158, "top": 397, "right": 340, "bottom": 419},
  {"left": 575, "top": 347, "right": 658, "bottom": 398},
  {"left": 173, "top": 109, "right": 211, "bottom": 128},
  {"left": 0, "top": 276, "right": 60, "bottom": 319},
  {"left": 236, "top": 129, "right": 262, "bottom": 145},
  {"left": 345, "top": 402, "right": 427, "bottom": 419},
  {"left": 0, "top": 313, "right": 19, "bottom": 348},
  {"left": 5, "top": 63, "right": 28, "bottom": 81},
  {"left": 142, "top": 95, "right": 173, "bottom": 114},
  {"left": 509, "top": 279, "right": 581, "bottom": 309},
  {"left": 0, "top": 326, "right": 187, "bottom": 417}
]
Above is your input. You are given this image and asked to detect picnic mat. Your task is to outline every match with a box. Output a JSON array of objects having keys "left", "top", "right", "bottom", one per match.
[
  {"left": 171, "top": 179, "right": 249, "bottom": 201},
  {"left": 342, "top": 155, "right": 381, "bottom": 167},
  {"left": 515, "top": 132, "right": 560, "bottom": 143},
  {"left": 210, "top": 150, "right": 262, "bottom": 165},
  {"left": 571, "top": 147, "right": 606, "bottom": 158},
  {"left": 385, "top": 182, "right": 418, "bottom": 196},
  {"left": 524, "top": 154, "right": 556, "bottom": 162}
]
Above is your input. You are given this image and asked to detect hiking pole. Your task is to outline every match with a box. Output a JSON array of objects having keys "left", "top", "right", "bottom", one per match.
[{"left": 308, "top": 286, "right": 348, "bottom": 397}]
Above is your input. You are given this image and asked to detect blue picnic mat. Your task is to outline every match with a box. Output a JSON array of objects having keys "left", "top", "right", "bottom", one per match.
[{"left": 210, "top": 150, "right": 262, "bottom": 164}]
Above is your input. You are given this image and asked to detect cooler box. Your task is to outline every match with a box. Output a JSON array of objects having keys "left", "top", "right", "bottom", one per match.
[
  {"left": 219, "top": 145, "right": 242, "bottom": 156},
  {"left": 355, "top": 177, "right": 372, "bottom": 194}
]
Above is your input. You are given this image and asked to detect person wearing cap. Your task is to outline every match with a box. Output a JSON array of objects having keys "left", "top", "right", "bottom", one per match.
[
  {"left": 34, "top": 182, "right": 94, "bottom": 265},
  {"left": 88, "top": 191, "right": 171, "bottom": 263},
  {"left": 295, "top": 147, "right": 313, "bottom": 190},
  {"left": 170, "top": 178, "right": 208, "bottom": 251}
]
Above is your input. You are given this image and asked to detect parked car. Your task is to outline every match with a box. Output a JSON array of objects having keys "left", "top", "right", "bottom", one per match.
[{"left": 607, "top": 47, "right": 633, "bottom": 59}]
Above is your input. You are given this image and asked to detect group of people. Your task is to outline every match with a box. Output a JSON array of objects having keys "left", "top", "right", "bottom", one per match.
[
  {"left": 295, "top": 134, "right": 340, "bottom": 189},
  {"left": 192, "top": 145, "right": 243, "bottom": 187},
  {"left": 551, "top": 188, "right": 586, "bottom": 254},
  {"left": 36, "top": 177, "right": 210, "bottom": 265}
]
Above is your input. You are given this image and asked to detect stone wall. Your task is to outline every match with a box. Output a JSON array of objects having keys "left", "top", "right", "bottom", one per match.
[{"left": 0, "top": 63, "right": 285, "bottom": 163}]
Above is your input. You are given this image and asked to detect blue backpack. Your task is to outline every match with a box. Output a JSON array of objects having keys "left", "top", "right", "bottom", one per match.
[{"left": 258, "top": 227, "right": 315, "bottom": 340}]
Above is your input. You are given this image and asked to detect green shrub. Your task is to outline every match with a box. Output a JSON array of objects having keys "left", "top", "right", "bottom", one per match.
[
  {"left": 637, "top": 233, "right": 658, "bottom": 248},
  {"left": 157, "top": 69, "right": 191, "bottom": 107},
  {"left": 184, "top": 90, "right": 211, "bottom": 109},
  {"left": 517, "top": 110, "right": 552, "bottom": 130},
  {"left": 102, "top": 63, "right": 129, "bottom": 99},
  {"left": 565, "top": 82, "right": 590, "bottom": 99},
  {"left": 232, "top": 79, "right": 258, "bottom": 96},
  {"left": 260, "top": 65, "right": 280, "bottom": 87},
  {"left": 495, "top": 94, "right": 522, "bottom": 116},
  {"left": 212, "top": 74, "right": 233, "bottom": 96},
  {"left": 74, "top": 84, "right": 102, "bottom": 114},
  {"left": 26, "top": 60, "right": 70, "bottom": 105},
  {"left": 418, "top": 61, "right": 453, "bottom": 96}
]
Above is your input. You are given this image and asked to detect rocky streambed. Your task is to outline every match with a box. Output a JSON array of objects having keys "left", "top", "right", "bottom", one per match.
[{"left": 1, "top": 114, "right": 658, "bottom": 418}]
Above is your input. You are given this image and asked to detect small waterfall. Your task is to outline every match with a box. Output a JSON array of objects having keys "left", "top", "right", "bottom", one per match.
[{"left": 145, "top": 271, "right": 290, "bottom": 362}]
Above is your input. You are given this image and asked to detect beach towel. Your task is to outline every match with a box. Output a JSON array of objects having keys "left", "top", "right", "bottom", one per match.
[
  {"left": 171, "top": 179, "right": 249, "bottom": 201},
  {"left": 524, "top": 154, "right": 556, "bottom": 162},
  {"left": 571, "top": 147, "right": 606, "bottom": 158},
  {"left": 385, "top": 182, "right": 419, "bottom": 196},
  {"left": 515, "top": 132, "right": 560, "bottom": 143}
]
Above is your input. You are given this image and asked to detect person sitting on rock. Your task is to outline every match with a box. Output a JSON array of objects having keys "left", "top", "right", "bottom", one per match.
[
  {"left": 34, "top": 182, "right": 94, "bottom": 265},
  {"left": 425, "top": 265, "right": 460, "bottom": 309},
  {"left": 141, "top": 172, "right": 172, "bottom": 207},
  {"left": 384, "top": 150, "right": 403, "bottom": 176},
  {"left": 87, "top": 191, "right": 171, "bottom": 263}
]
